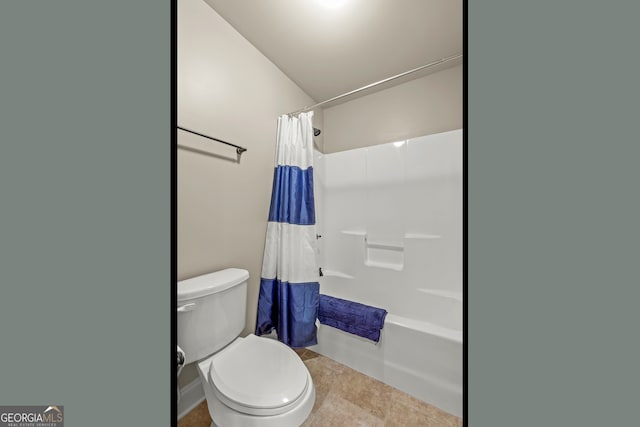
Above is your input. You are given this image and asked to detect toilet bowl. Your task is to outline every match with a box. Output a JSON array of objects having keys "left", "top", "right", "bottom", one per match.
[
  {"left": 178, "top": 269, "right": 315, "bottom": 426},
  {"left": 197, "top": 335, "right": 315, "bottom": 426}
]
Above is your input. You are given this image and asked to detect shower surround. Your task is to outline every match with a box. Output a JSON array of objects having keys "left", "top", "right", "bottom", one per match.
[{"left": 310, "top": 129, "right": 463, "bottom": 417}]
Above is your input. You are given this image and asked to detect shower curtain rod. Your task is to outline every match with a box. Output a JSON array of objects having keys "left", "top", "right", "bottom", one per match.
[
  {"left": 177, "top": 126, "right": 247, "bottom": 155},
  {"left": 288, "top": 53, "right": 462, "bottom": 116}
]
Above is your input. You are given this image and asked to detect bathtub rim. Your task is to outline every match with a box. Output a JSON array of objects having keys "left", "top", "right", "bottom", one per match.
[{"left": 384, "top": 313, "right": 463, "bottom": 344}]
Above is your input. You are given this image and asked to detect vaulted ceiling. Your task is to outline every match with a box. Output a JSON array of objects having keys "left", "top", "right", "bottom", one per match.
[{"left": 204, "top": 0, "right": 462, "bottom": 104}]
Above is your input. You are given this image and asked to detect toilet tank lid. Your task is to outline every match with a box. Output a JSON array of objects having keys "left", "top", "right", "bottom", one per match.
[{"left": 178, "top": 268, "right": 249, "bottom": 301}]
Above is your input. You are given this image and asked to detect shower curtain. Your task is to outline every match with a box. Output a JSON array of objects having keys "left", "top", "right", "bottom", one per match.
[{"left": 255, "top": 112, "right": 320, "bottom": 348}]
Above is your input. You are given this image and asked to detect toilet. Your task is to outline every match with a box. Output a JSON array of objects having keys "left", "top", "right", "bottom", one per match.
[{"left": 177, "top": 268, "right": 315, "bottom": 427}]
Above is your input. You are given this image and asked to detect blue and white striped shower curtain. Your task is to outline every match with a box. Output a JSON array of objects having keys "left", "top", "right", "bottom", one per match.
[{"left": 255, "top": 112, "right": 320, "bottom": 348}]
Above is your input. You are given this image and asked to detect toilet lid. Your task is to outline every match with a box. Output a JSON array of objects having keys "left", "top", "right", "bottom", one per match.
[{"left": 209, "top": 335, "right": 308, "bottom": 413}]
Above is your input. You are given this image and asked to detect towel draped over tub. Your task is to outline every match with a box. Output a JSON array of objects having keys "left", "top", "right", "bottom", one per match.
[{"left": 318, "top": 294, "right": 388, "bottom": 342}]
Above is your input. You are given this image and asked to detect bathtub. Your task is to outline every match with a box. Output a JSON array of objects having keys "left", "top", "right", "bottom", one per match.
[
  {"left": 309, "top": 274, "right": 463, "bottom": 418},
  {"left": 311, "top": 130, "right": 463, "bottom": 417}
]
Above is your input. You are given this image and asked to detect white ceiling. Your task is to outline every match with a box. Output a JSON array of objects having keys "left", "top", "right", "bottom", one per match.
[{"left": 204, "top": 0, "right": 462, "bottom": 105}]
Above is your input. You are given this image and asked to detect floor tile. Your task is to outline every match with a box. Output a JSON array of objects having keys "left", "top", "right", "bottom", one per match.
[
  {"left": 293, "top": 348, "right": 308, "bottom": 357},
  {"left": 308, "top": 392, "right": 385, "bottom": 427},
  {"left": 386, "top": 388, "right": 461, "bottom": 427},
  {"left": 178, "top": 400, "right": 210, "bottom": 427},
  {"left": 303, "top": 357, "right": 341, "bottom": 412},
  {"left": 299, "top": 349, "right": 320, "bottom": 361},
  {"left": 306, "top": 352, "right": 349, "bottom": 373},
  {"left": 178, "top": 347, "right": 463, "bottom": 427},
  {"left": 332, "top": 366, "right": 393, "bottom": 419}
]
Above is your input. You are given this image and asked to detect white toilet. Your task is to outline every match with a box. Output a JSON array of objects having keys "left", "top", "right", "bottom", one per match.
[{"left": 177, "top": 268, "right": 315, "bottom": 427}]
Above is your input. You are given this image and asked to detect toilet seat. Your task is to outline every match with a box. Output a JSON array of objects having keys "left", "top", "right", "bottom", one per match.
[{"left": 209, "top": 335, "right": 309, "bottom": 416}]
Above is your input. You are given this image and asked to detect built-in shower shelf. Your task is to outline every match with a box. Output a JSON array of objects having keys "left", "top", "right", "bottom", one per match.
[
  {"left": 417, "top": 288, "right": 463, "bottom": 302},
  {"left": 404, "top": 233, "right": 441, "bottom": 240},
  {"left": 341, "top": 230, "right": 441, "bottom": 240},
  {"left": 365, "top": 240, "right": 404, "bottom": 251},
  {"left": 321, "top": 270, "right": 354, "bottom": 279},
  {"left": 364, "top": 260, "right": 404, "bottom": 271},
  {"left": 340, "top": 230, "right": 367, "bottom": 236}
]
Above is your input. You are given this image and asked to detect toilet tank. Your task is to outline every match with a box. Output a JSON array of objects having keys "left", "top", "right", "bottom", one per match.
[{"left": 177, "top": 268, "right": 249, "bottom": 364}]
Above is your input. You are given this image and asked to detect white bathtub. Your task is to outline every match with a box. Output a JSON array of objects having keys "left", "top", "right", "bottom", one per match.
[
  {"left": 311, "top": 130, "right": 463, "bottom": 417},
  {"left": 309, "top": 275, "right": 463, "bottom": 418}
]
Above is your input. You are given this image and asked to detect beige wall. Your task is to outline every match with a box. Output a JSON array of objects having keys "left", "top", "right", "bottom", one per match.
[
  {"left": 178, "top": 0, "right": 317, "bottom": 386},
  {"left": 323, "top": 64, "right": 462, "bottom": 153}
]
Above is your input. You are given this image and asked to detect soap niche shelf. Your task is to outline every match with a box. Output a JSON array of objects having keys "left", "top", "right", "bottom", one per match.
[
  {"left": 364, "top": 237, "right": 404, "bottom": 271},
  {"left": 339, "top": 229, "right": 441, "bottom": 272}
]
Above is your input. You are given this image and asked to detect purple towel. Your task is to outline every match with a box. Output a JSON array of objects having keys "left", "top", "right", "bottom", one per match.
[{"left": 318, "top": 294, "right": 388, "bottom": 342}]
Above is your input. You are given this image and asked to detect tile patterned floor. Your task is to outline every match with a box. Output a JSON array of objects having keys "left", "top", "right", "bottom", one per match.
[{"left": 178, "top": 349, "right": 462, "bottom": 427}]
